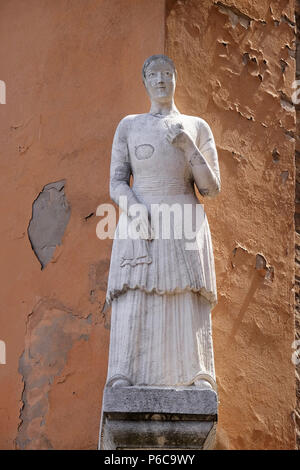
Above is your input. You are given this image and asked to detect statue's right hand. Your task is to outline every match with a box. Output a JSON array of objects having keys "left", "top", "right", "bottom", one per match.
[
  {"left": 166, "top": 123, "right": 195, "bottom": 153},
  {"left": 128, "top": 213, "right": 155, "bottom": 240}
]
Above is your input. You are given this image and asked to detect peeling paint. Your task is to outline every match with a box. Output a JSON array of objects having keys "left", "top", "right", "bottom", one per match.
[
  {"left": 272, "top": 148, "right": 280, "bottom": 163},
  {"left": 281, "top": 170, "right": 289, "bottom": 184},
  {"left": 16, "top": 299, "right": 92, "bottom": 449},
  {"left": 27, "top": 181, "right": 71, "bottom": 269},
  {"left": 167, "top": 0, "right": 296, "bottom": 449},
  {"left": 295, "top": 0, "right": 300, "bottom": 448},
  {"left": 215, "top": 2, "right": 252, "bottom": 29}
]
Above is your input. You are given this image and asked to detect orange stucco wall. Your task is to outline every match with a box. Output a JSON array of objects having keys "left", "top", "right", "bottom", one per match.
[
  {"left": 0, "top": 0, "right": 165, "bottom": 449},
  {"left": 0, "top": 0, "right": 297, "bottom": 450},
  {"left": 167, "top": 0, "right": 296, "bottom": 450}
]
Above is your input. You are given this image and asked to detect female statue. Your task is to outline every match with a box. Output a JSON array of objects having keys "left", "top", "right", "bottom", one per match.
[{"left": 104, "top": 54, "right": 220, "bottom": 390}]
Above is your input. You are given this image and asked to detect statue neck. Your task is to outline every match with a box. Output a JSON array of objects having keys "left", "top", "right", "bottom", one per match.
[{"left": 149, "top": 101, "right": 179, "bottom": 117}]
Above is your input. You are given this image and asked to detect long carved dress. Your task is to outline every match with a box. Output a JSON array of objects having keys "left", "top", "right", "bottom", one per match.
[{"left": 105, "top": 112, "right": 220, "bottom": 388}]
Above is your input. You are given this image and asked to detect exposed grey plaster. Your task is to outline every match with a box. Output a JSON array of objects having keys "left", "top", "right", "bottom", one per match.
[
  {"left": 16, "top": 299, "right": 91, "bottom": 450},
  {"left": 28, "top": 180, "right": 71, "bottom": 269}
]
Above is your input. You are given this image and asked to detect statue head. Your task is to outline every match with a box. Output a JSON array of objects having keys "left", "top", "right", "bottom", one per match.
[{"left": 142, "top": 54, "right": 177, "bottom": 104}]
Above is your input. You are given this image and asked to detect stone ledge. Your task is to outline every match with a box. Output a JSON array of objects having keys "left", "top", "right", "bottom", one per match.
[{"left": 99, "top": 386, "right": 218, "bottom": 450}]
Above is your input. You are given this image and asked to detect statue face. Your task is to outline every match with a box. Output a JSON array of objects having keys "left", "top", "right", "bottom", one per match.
[{"left": 144, "top": 59, "right": 176, "bottom": 103}]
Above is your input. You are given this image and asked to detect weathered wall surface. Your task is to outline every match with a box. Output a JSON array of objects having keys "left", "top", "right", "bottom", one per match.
[
  {"left": 295, "top": 0, "right": 300, "bottom": 449},
  {"left": 166, "top": 0, "right": 296, "bottom": 449},
  {"left": 0, "top": 0, "right": 164, "bottom": 449},
  {"left": 0, "top": 0, "right": 297, "bottom": 450}
]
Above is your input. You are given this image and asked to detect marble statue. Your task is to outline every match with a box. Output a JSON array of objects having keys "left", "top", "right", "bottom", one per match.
[{"left": 104, "top": 54, "right": 220, "bottom": 391}]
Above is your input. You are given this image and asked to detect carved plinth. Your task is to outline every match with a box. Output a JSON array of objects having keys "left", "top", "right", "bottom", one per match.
[{"left": 99, "top": 386, "right": 218, "bottom": 450}]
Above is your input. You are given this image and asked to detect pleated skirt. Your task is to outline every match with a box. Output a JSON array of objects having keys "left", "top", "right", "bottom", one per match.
[
  {"left": 106, "top": 200, "right": 218, "bottom": 309},
  {"left": 106, "top": 289, "right": 216, "bottom": 387}
]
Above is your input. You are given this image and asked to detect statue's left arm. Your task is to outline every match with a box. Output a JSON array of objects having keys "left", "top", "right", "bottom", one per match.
[{"left": 166, "top": 119, "right": 221, "bottom": 198}]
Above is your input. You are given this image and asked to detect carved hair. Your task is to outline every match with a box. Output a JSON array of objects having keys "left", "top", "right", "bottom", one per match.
[{"left": 142, "top": 54, "right": 176, "bottom": 81}]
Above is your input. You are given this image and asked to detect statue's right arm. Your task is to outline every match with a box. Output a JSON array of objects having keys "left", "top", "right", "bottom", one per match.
[{"left": 109, "top": 118, "right": 141, "bottom": 216}]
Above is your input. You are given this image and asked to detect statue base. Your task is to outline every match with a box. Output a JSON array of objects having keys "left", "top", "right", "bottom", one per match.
[{"left": 99, "top": 385, "right": 218, "bottom": 450}]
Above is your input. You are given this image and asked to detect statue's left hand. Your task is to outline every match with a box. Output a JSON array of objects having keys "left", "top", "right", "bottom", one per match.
[{"left": 166, "top": 123, "right": 194, "bottom": 152}]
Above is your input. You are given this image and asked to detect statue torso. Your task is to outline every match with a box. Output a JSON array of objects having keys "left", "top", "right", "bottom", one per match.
[
  {"left": 126, "top": 113, "right": 198, "bottom": 178},
  {"left": 124, "top": 113, "right": 201, "bottom": 201}
]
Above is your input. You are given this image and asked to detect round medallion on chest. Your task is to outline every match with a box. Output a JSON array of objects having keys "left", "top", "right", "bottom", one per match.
[{"left": 135, "top": 144, "right": 155, "bottom": 160}]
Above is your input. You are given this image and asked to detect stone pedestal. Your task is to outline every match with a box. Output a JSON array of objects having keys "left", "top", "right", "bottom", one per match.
[{"left": 99, "top": 386, "right": 218, "bottom": 450}]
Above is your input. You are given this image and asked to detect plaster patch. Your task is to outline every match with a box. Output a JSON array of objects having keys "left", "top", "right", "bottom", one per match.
[
  {"left": 16, "top": 299, "right": 91, "bottom": 449},
  {"left": 28, "top": 181, "right": 71, "bottom": 269}
]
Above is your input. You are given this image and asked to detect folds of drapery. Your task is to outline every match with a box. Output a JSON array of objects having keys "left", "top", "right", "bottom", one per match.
[
  {"left": 106, "top": 289, "right": 216, "bottom": 387},
  {"left": 105, "top": 209, "right": 217, "bottom": 310}
]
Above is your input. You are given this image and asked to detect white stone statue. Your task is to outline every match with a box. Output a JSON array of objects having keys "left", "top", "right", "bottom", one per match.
[{"left": 104, "top": 54, "right": 220, "bottom": 391}]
